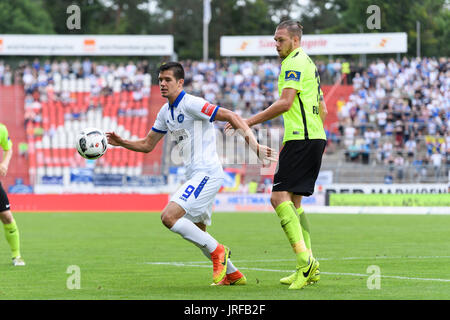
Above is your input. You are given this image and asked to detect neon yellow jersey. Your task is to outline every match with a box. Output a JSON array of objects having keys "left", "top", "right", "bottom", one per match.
[
  {"left": 278, "top": 47, "right": 326, "bottom": 143},
  {"left": 0, "top": 123, "right": 12, "bottom": 151}
]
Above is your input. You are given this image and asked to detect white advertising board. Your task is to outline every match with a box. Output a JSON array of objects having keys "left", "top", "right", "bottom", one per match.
[
  {"left": 0, "top": 35, "right": 174, "bottom": 56},
  {"left": 220, "top": 33, "right": 407, "bottom": 56}
]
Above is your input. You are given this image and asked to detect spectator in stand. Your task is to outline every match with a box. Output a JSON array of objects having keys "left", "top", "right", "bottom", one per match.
[
  {"left": 394, "top": 120, "right": 405, "bottom": 147},
  {"left": 352, "top": 72, "right": 364, "bottom": 90},
  {"left": 0, "top": 61, "right": 4, "bottom": 83},
  {"left": 341, "top": 60, "right": 350, "bottom": 84},
  {"left": 394, "top": 152, "right": 405, "bottom": 181},
  {"left": 430, "top": 151, "right": 443, "bottom": 179},
  {"left": 0, "top": 63, "right": 12, "bottom": 86},
  {"left": 405, "top": 135, "right": 417, "bottom": 160},
  {"left": 343, "top": 120, "right": 356, "bottom": 147},
  {"left": 380, "top": 140, "right": 393, "bottom": 162}
]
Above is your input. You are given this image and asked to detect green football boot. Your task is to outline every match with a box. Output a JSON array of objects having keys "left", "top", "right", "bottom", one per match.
[{"left": 288, "top": 257, "right": 320, "bottom": 290}]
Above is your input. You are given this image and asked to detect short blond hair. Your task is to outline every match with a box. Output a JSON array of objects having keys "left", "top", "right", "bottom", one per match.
[{"left": 277, "top": 20, "right": 303, "bottom": 41}]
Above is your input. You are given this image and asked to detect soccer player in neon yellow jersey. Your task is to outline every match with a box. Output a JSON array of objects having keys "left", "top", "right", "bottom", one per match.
[
  {"left": 226, "top": 20, "right": 328, "bottom": 289},
  {"left": 0, "top": 123, "right": 25, "bottom": 266}
]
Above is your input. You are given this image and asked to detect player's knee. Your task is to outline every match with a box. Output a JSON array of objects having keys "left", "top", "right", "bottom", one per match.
[
  {"left": 0, "top": 210, "right": 13, "bottom": 224},
  {"left": 270, "top": 195, "right": 283, "bottom": 209},
  {"left": 160, "top": 211, "right": 175, "bottom": 229},
  {"left": 271, "top": 192, "right": 292, "bottom": 210}
]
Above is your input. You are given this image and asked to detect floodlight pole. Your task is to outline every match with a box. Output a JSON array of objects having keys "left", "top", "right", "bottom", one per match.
[
  {"left": 203, "top": 0, "right": 211, "bottom": 62},
  {"left": 203, "top": 23, "right": 208, "bottom": 62},
  {"left": 416, "top": 21, "right": 421, "bottom": 58}
]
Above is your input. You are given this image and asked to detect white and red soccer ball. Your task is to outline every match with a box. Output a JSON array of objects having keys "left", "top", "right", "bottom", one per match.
[{"left": 75, "top": 127, "right": 108, "bottom": 160}]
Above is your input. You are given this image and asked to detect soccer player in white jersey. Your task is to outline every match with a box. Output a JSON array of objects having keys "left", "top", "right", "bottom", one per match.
[{"left": 107, "top": 62, "right": 276, "bottom": 285}]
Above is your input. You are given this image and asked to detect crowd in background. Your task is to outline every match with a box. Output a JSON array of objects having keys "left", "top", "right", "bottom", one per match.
[
  {"left": 181, "top": 58, "right": 358, "bottom": 126},
  {"left": 336, "top": 57, "right": 449, "bottom": 180},
  {"left": 1, "top": 59, "right": 153, "bottom": 139},
  {"left": 182, "top": 59, "right": 280, "bottom": 127},
  {"left": 2, "top": 56, "right": 449, "bottom": 182}
]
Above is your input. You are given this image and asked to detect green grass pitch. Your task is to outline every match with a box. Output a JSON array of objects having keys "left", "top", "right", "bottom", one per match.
[{"left": 1, "top": 212, "right": 449, "bottom": 299}]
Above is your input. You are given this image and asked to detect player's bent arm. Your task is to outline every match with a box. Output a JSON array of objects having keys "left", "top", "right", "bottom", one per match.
[
  {"left": 133, "top": 130, "right": 165, "bottom": 153},
  {"left": 0, "top": 148, "right": 12, "bottom": 176},
  {"left": 319, "top": 97, "right": 328, "bottom": 124},
  {"left": 106, "top": 130, "right": 165, "bottom": 153},
  {"left": 246, "top": 88, "right": 297, "bottom": 127},
  {"left": 1, "top": 148, "right": 12, "bottom": 167},
  {"left": 215, "top": 107, "right": 259, "bottom": 152}
]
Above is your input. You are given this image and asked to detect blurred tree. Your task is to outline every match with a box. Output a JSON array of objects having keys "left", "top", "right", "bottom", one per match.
[
  {"left": 265, "top": 0, "right": 299, "bottom": 22},
  {"left": 1, "top": 0, "right": 447, "bottom": 58},
  {"left": 42, "top": 0, "right": 113, "bottom": 34},
  {"left": 102, "top": 0, "right": 155, "bottom": 34},
  {"left": 318, "top": 0, "right": 449, "bottom": 57},
  {"left": 150, "top": 0, "right": 277, "bottom": 59},
  {"left": 210, "top": 0, "right": 276, "bottom": 58},
  {"left": 41, "top": 0, "right": 157, "bottom": 34},
  {"left": 151, "top": 0, "right": 203, "bottom": 59},
  {"left": 296, "top": 0, "right": 348, "bottom": 34},
  {"left": 0, "top": 0, "right": 54, "bottom": 33}
]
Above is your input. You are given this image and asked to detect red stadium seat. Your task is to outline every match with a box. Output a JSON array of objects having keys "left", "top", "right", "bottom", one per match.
[{"left": 42, "top": 101, "right": 50, "bottom": 131}]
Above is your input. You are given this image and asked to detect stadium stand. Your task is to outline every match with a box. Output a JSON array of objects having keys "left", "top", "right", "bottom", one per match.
[
  {"left": 336, "top": 58, "right": 449, "bottom": 162},
  {"left": 8, "top": 59, "right": 164, "bottom": 188},
  {"left": 179, "top": 57, "right": 449, "bottom": 185},
  {"left": 0, "top": 84, "right": 29, "bottom": 188},
  {"left": 1, "top": 56, "right": 448, "bottom": 189}
]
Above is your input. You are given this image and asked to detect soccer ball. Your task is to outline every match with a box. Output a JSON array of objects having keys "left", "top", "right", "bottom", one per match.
[{"left": 75, "top": 127, "right": 108, "bottom": 160}]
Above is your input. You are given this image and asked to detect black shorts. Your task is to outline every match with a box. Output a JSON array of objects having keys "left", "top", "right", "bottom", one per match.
[
  {"left": 0, "top": 182, "right": 10, "bottom": 212},
  {"left": 272, "top": 139, "right": 326, "bottom": 196}
]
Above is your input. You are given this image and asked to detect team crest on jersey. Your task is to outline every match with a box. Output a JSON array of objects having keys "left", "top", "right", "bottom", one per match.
[
  {"left": 201, "top": 103, "right": 216, "bottom": 117},
  {"left": 285, "top": 70, "right": 301, "bottom": 81},
  {"left": 177, "top": 114, "right": 184, "bottom": 123}
]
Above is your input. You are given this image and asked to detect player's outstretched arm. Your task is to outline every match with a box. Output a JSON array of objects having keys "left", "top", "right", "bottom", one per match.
[
  {"left": 214, "top": 107, "right": 277, "bottom": 162},
  {"left": 106, "top": 130, "right": 165, "bottom": 153},
  {"left": 0, "top": 148, "right": 12, "bottom": 176},
  {"left": 224, "top": 88, "right": 297, "bottom": 134}
]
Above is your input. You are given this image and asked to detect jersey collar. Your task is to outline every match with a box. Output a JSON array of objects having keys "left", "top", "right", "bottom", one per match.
[
  {"left": 168, "top": 90, "right": 186, "bottom": 109},
  {"left": 281, "top": 47, "right": 302, "bottom": 65}
]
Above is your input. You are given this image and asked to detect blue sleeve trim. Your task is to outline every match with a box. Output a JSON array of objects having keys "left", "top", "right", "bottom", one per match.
[
  {"left": 209, "top": 105, "right": 220, "bottom": 122},
  {"left": 152, "top": 127, "right": 167, "bottom": 134}
]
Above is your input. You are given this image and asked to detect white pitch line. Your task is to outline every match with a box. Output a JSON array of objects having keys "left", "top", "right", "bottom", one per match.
[
  {"left": 143, "top": 261, "right": 450, "bottom": 283},
  {"left": 145, "top": 255, "right": 450, "bottom": 265},
  {"left": 320, "top": 272, "right": 450, "bottom": 283}
]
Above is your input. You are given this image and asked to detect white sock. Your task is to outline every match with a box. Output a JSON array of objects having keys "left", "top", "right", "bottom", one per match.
[
  {"left": 170, "top": 217, "right": 218, "bottom": 253},
  {"left": 198, "top": 233, "right": 239, "bottom": 275},
  {"left": 226, "top": 260, "right": 238, "bottom": 274}
]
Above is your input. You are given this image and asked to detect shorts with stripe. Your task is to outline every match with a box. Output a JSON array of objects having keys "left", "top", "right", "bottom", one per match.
[{"left": 170, "top": 172, "right": 224, "bottom": 226}]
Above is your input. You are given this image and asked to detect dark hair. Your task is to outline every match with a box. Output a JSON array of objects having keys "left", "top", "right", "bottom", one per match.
[
  {"left": 158, "top": 61, "right": 185, "bottom": 80},
  {"left": 277, "top": 20, "right": 303, "bottom": 41}
]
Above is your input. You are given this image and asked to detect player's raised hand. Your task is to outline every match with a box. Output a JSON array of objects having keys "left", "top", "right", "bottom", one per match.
[
  {"left": 224, "top": 122, "right": 235, "bottom": 136},
  {"left": 256, "top": 144, "right": 278, "bottom": 163},
  {"left": 105, "top": 131, "right": 123, "bottom": 147}
]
